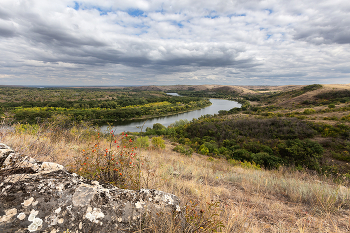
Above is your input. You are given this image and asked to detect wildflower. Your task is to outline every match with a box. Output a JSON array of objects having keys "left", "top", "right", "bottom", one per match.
[
  {"left": 129, "top": 139, "right": 132, "bottom": 142},
  {"left": 126, "top": 134, "right": 128, "bottom": 137},
  {"left": 82, "top": 149, "right": 85, "bottom": 152},
  {"left": 122, "top": 132, "right": 124, "bottom": 135},
  {"left": 86, "top": 157, "right": 89, "bottom": 160},
  {"left": 114, "top": 140, "right": 117, "bottom": 143},
  {"left": 83, "top": 163, "right": 86, "bottom": 165},
  {"left": 129, "top": 162, "right": 132, "bottom": 165},
  {"left": 119, "top": 173, "right": 122, "bottom": 175}
]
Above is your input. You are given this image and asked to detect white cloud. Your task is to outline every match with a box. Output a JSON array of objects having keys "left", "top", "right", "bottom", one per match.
[{"left": 0, "top": 0, "right": 349, "bottom": 85}]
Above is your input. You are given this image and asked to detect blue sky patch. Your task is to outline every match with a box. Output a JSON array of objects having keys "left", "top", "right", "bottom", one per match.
[
  {"left": 205, "top": 10, "right": 219, "bottom": 19},
  {"left": 265, "top": 9, "right": 273, "bottom": 15},
  {"left": 95, "top": 7, "right": 112, "bottom": 16},
  {"left": 128, "top": 9, "right": 144, "bottom": 17},
  {"left": 228, "top": 13, "right": 246, "bottom": 18},
  {"left": 205, "top": 15, "right": 219, "bottom": 19},
  {"left": 73, "top": 1, "right": 79, "bottom": 10}
]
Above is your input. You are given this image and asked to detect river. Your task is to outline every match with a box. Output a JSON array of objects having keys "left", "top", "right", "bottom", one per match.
[{"left": 101, "top": 93, "right": 241, "bottom": 134}]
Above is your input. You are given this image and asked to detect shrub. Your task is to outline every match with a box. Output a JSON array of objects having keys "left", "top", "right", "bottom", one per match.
[
  {"left": 331, "top": 150, "right": 350, "bottom": 162},
  {"left": 173, "top": 145, "right": 193, "bottom": 156},
  {"left": 199, "top": 145, "right": 209, "bottom": 155},
  {"left": 243, "top": 142, "right": 273, "bottom": 155},
  {"left": 303, "top": 109, "right": 316, "bottom": 114},
  {"left": 170, "top": 119, "right": 189, "bottom": 127},
  {"left": 278, "top": 139, "right": 324, "bottom": 171},
  {"left": 231, "top": 149, "right": 252, "bottom": 162},
  {"left": 134, "top": 136, "right": 150, "bottom": 149},
  {"left": 70, "top": 134, "right": 141, "bottom": 190},
  {"left": 251, "top": 152, "right": 283, "bottom": 169},
  {"left": 328, "top": 104, "right": 336, "bottom": 109},
  {"left": 185, "top": 118, "right": 316, "bottom": 141},
  {"left": 202, "top": 142, "right": 218, "bottom": 153},
  {"left": 151, "top": 136, "right": 165, "bottom": 149},
  {"left": 228, "top": 159, "right": 261, "bottom": 170},
  {"left": 153, "top": 123, "right": 166, "bottom": 131}
]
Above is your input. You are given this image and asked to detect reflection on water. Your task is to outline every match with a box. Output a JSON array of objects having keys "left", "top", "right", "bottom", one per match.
[{"left": 101, "top": 96, "right": 241, "bottom": 134}]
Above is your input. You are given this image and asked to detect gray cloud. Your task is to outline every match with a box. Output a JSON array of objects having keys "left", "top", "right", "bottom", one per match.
[{"left": 0, "top": 0, "right": 349, "bottom": 85}]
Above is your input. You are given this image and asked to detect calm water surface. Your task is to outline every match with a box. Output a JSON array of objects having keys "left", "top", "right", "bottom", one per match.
[{"left": 101, "top": 93, "right": 241, "bottom": 133}]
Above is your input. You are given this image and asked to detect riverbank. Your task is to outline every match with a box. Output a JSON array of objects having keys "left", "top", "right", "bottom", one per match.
[
  {"left": 101, "top": 99, "right": 241, "bottom": 134},
  {"left": 93, "top": 100, "right": 212, "bottom": 125}
]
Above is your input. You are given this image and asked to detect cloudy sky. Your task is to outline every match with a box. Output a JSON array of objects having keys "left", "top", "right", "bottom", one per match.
[{"left": 0, "top": 0, "right": 349, "bottom": 86}]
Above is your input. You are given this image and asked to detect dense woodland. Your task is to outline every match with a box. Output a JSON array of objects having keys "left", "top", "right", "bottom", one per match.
[{"left": 0, "top": 87, "right": 211, "bottom": 123}]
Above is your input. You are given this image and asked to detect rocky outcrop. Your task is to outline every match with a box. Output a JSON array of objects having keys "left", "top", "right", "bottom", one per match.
[{"left": 0, "top": 143, "right": 182, "bottom": 232}]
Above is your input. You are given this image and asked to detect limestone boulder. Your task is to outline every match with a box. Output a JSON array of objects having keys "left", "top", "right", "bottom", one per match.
[{"left": 0, "top": 144, "right": 182, "bottom": 232}]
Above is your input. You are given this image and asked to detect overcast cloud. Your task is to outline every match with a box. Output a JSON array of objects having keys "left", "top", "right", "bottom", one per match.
[{"left": 0, "top": 0, "right": 349, "bottom": 86}]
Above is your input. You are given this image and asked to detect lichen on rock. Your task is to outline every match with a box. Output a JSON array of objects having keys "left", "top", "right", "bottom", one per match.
[{"left": 0, "top": 143, "right": 182, "bottom": 232}]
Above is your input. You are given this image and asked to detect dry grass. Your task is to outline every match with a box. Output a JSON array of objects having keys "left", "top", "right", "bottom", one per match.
[{"left": 1, "top": 125, "right": 350, "bottom": 232}]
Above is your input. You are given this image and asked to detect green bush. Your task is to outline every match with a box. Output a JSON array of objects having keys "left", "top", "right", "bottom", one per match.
[
  {"left": 328, "top": 104, "right": 336, "bottom": 109},
  {"left": 303, "top": 109, "right": 316, "bottom": 115},
  {"left": 134, "top": 136, "right": 150, "bottom": 149},
  {"left": 151, "top": 136, "right": 166, "bottom": 149},
  {"left": 171, "top": 119, "right": 189, "bottom": 127},
  {"left": 251, "top": 152, "right": 283, "bottom": 169},
  {"left": 153, "top": 123, "right": 166, "bottom": 131},
  {"left": 202, "top": 142, "right": 218, "bottom": 153},
  {"left": 278, "top": 139, "right": 324, "bottom": 171},
  {"left": 199, "top": 145, "right": 209, "bottom": 155},
  {"left": 243, "top": 142, "right": 273, "bottom": 155},
  {"left": 231, "top": 149, "right": 252, "bottom": 162},
  {"left": 331, "top": 150, "right": 350, "bottom": 162},
  {"left": 173, "top": 145, "right": 194, "bottom": 156}
]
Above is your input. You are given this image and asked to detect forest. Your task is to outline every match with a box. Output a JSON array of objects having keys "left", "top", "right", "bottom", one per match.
[{"left": 0, "top": 87, "right": 211, "bottom": 124}]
